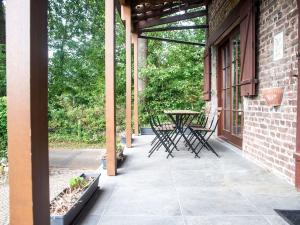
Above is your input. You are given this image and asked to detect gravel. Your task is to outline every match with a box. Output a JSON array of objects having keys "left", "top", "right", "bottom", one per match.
[{"left": 0, "top": 168, "right": 97, "bottom": 225}]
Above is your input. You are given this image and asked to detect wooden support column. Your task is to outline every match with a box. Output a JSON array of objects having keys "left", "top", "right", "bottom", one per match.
[
  {"left": 295, "top": 0, "right": 300, "bottom": 190},
  {"left": 123, "top": 5, "right": 132, "bottom": 148},
  {"left": 7, "top": 0, "right": 50, "bottom": 224},
  {"left": 132, "top": 33, "right": 139, "bottom": 136},
  {"left": 105, "top": 0, "right": 117, "bottom": 176}
]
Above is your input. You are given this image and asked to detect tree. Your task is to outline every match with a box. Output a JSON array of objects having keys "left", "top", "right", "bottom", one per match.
[
  {"left": 140, "top": 18, "right": 206, "bottom": 125},
  {"left": 0, "top": 0, "right": 5, "bottom": 97},
  {"left": 48, "top": 0, "right": 126, "bottom": 145}
]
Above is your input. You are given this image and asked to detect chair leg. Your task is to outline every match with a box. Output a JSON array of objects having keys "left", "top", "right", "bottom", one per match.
[
  {"left": 204, "top": 135, "right": 220, "bottom": 158},
  {"left": 194, "top": 133, "right": 220, "bottom": 158},
  {"left": 151, "top": 136, "right": 158, "bottom": 146},
  {"left": 149, "top": 129, "right": 175, "bottom": 158}
]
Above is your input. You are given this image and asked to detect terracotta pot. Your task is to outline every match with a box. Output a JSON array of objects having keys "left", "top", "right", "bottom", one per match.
[{"left": 262, "top": 87, "right": 284, "bottom": 107}]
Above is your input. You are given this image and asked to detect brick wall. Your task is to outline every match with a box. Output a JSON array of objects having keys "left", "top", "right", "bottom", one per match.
[
  {"left": 208, "top": 0, "right": 240, "bottom": 34},
  {"left": 208, "top": 0, "right": 298, "bottom": 184}
]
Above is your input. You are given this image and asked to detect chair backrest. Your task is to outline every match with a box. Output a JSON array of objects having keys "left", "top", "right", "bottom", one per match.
[
  {"left": 196, "top": 112, "right": 208, "bottom": 127},
  {"left": 211, "top": 108, "right": 222, "bottom": 132}
]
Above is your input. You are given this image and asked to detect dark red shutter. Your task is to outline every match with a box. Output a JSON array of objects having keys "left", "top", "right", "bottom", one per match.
[
  {"left": 240, "top": 0, "right": 257, "bottom": 96},
  {"left": 203, "top": 48, "right": 211, "bottom": 101}
]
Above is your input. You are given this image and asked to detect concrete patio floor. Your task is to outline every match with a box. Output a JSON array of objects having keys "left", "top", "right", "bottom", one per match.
[{"left": 74, "top": 135, "right": 300, "bottom": 225}]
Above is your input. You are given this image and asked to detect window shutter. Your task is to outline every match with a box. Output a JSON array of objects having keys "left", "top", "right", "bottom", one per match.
[
  {"left": 240, "top": 0, "right": 257, "bottom": 96},
  {"left": 203, "top": 48, "right": 211, "bottom": 101}
]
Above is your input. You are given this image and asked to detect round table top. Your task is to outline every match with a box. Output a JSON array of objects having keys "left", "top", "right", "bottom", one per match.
[{"left": 164, "top": 110, "right": 200, "bottom": 115}]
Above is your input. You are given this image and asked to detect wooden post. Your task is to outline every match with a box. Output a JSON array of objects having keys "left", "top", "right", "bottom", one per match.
[
  {"left": 132, "top": 33, "right": 139, "bottom": 136},
  {"left": 124, "top": 6, "right": 132, "bottom": 147},
  {"left": 105, "top": 0, "right": 117, "bottom": 176},
  {"left": 7, "top": 0, "right": 50, "bottom": 224},
  {"left": 295, "top": 0, "right": 300, "bottom": 190}
]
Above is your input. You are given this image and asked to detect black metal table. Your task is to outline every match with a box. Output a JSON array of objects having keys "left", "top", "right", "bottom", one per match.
[{"left": 164, "top": 110, "right": 200, "bottom": 157}]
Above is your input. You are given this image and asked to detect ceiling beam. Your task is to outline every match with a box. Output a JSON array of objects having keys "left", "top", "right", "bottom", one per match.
[
  {"left": 133, "top": 2, "right": 176, "bottom": 13},
  {"left": 138, "top": 35, "right": 205, "bottom": 46},
  {"left": 136, "top": 9, "right": 207, "bottom": 29},
  {"left": 140, "top": 24, "right": 208, "bottom": 33},
  {"left": 134, "top": 0, "right": 175, "bottom": 4},
  {"left": 133, "top": 3, "right": 205, "bottom": 22}
]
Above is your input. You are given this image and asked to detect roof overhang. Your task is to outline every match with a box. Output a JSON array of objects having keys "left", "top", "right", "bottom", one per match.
[{"left": 118, "top": 0, "right": 208, "bottom": 33}]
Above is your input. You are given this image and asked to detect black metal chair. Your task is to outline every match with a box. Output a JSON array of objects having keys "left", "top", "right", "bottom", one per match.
[
  {"left": 148, "top": 115, "right": 177, "bottom": 158},
  {"left": 189, "top": 108, "right": 222, "bottom": 158},
  {"left": 185, "top": 112, "right": 209, "bottom": 147}
]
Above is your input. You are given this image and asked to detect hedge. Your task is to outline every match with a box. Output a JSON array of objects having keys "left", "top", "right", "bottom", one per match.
[{"left": 0, "top": 97, "right": 7, "bottom": 159}]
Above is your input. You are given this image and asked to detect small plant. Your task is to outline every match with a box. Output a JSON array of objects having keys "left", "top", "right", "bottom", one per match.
[
  {"left": 0, "top": 158, "right": 8, "bottom": 184},
  {"left": 116, "top": 143, "right": 123, "bottom": 154},
  {"left": 0, "top": 164, "right": 3, "bottom": 175},
  {"left": 69, "top": 176, "right": 88, "bottom": 190}
]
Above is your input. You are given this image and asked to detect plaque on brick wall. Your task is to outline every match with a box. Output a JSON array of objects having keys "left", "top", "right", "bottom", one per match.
[{"left": 273, "top": 32, "right": 284, "bottom": 61}]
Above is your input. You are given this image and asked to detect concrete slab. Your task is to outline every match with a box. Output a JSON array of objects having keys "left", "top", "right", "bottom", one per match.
[
  {"left": 73, "top": 135, "right": 298, "bottom": 225},
  {"left": 49, "top": 149, "right": 104, "bottom": 170},
  {"left": 97, "top": 216, "right": 185, "bottom": 225}
]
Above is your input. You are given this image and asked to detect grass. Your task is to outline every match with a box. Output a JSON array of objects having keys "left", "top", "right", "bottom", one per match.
[{"left": 49, "top": 141, "right": 105, "bottom": 149}]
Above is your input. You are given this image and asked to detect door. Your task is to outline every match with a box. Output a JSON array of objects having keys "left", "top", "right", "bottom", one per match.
[{"left": 218, "top": 31, "right": 243, "bottom": 148}]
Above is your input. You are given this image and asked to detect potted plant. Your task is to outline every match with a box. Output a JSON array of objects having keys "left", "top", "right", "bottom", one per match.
[
  {"left": 120, "top": 131, "right": 134, "bottom": 144},
  {"left": 101, "top": 153, "right": 107, "bottom": 170},
  {"left": 116, "top": 143, "right": 126, "bottom": 167},
  {"left": 101, "top": 143, "right": 125, "bottom": 169},
  {"left": 50, "top": 173, "right": 100, "bottom": 225},
  {"left": 140, "top": 127, "right": 154, "bottom": 135}
]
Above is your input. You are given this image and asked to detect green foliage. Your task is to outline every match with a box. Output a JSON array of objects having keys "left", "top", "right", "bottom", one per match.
[
  {"left": 48, "top": 0, "right": 126, "bottom": 145},
  {"left": 48, "top": 101, "right": 105, "bottom": 144},
  {"left": 139, "top": 26, "right": 206, "bottom": 126},
  {"left": 0, "top": 1, "right": 207, "bottom": 150},
  {"left": 0, "top": 44, "right": 5, "bottom": 97},
  {"left": 0, "top": 97, "right": 7, "bottom": 158},
  {"left": 69, "top": 176, "right": 88, "bottom": 190}
]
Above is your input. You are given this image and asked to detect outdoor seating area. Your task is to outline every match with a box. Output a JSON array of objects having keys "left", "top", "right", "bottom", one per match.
[
  {"left": 3, "top": 0, "right": 300, "bottom": 224},
  {"left": 149, "top": 109, "right": 220, "bottom": 158},
  {"left": 73, "top": 135, "right": 299, "bottom": 225}
]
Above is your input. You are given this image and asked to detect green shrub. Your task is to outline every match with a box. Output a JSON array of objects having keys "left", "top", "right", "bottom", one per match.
[
  {"left": 139, "top": 42, "right": 205, "bottom": 126},
  {"left": 49, "top": 104, "right": 106, "bottom": 145},
  {"left": 0, "top": 97, "right": 7, "bottom": 158}
]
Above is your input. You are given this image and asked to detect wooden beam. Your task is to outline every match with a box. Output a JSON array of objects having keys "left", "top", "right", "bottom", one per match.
[
  {"left": 124, "top": 5, "right": 132, "bottom": 147},
  {"left": 132, "top": 33, "right": 139, "bottom": 136},
  {"left": 133, "top": 1, "right": 177, "bottom": 14},
  {"left": 138, "top": 35, "right": 205, "bottom": 46},
  {"left": 136, "top": 10, "right": 207, "bottom": 29},
  {"left": 140, "top": 25, "right": 208, "bottom": 33},
  {"left": 133, "top": 2, "right": 205, "bottom": 22},
  {"left": 7, "top": 0, "right": 50, "bottom": 224},
  {"left": 134, "top": 0, "right": 203, "bottom": 4},
  {"left": 105, "top": 0, "right": 117, "bottom": 176}
]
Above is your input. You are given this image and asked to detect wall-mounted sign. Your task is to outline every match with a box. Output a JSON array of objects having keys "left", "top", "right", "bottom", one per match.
[{"left": 273, "top": 32, "right": 284, "bottom": 61}]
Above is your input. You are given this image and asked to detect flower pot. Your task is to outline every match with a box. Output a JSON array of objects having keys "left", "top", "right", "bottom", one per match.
[
  {"left": 140, "top": 127, "right": 154, "bottom": 135},
  {"left": 120, "top": 133, "right": 133, "bottom": 144},
  {"left": 50, "top": 173, "right": 100, "bottom": 225},
  {"left": 101, "top": 158, "right": 107, "bottom": 170},
  {"left": 262, "top": 87, "right": 284, "bottom": 107}
]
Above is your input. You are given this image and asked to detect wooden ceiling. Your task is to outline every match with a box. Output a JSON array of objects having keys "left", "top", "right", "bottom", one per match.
[{"left": 121, "top": 0, "right": 208, "bottom": 31}]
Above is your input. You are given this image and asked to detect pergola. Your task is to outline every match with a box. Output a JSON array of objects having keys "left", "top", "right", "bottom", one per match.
[
  {"left": 106, "top": 0, "right": 208, "bottom": 176},
  {"left": 5, "top": 0, "right": 300, "bottom": 223},
  {"left": 6, "top": 0, "right": 208, "bottom": 224}
]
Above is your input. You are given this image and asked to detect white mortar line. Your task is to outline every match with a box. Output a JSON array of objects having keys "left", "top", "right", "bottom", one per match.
[{"left": 170, "top": 169, "right": 187, "bottom": 225}]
